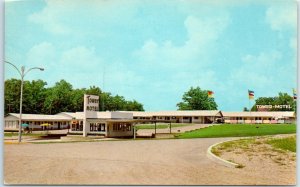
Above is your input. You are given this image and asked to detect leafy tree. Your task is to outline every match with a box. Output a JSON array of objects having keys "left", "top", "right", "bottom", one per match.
[
  {"left": 22, "top": 80, "right": 47, "bottom": 114},
  {"left": 243, "top": 107, "right": 249, "bottom": 111},
  {"left": 125, "top": 100, "right": 144, "bottom": 111},
  {"left": 177, "top": 86, "right": 218, "bottom": 110},
  {"left": 251, "top": 97, "right": 276, "bottom": 111},
  {"left": 273, "top": 92, "right": 296, "bottom": 111},
  {"left": 4, "top": 79, "right": 21, "bottom": 114},
  {"left": 252, "top": 92, "right": 296, "bottom": 111},
  {"left": 4, "top": 78, "right": 144, "bottom": 114},
  {"left": 70, "top": 88, "right": 86, "bottom": 112},
  {"left": 43, "top": 80, "right": 73, "bottom": 114}
]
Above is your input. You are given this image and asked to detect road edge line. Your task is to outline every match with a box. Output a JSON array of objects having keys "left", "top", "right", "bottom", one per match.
[{"left": 207, "top": 140, "right": 239, "bottom": 168}]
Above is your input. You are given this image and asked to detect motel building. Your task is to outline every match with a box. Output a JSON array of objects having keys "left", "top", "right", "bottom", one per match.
[
  {"left": 4, "top": 111, "right": 135, "bottom": 138},
  {"left": 4, "top": 113, "right": 71, "bottom": 131},
  {"left": 4, "top": 110, "right": 296, "bottom": 137},
  {"left": 126, "top": 110, "right": 223, "bottom": 124},
  {"left": 59, "top": 111, "right": 134, "bottom": 137},
  {"left": 222, "top": 111, "right": 296, "bottom": 124}
]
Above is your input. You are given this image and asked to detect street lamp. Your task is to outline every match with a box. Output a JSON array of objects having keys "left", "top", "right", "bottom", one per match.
[{"left": 5, "top": 61, "right": 44, "bottom": 143}]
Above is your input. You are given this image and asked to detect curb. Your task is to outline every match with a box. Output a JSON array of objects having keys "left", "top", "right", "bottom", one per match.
[
  {"left": 4, "top": 142, "right": 27, "bottom": 145},
  {"left": 207, "top": 140, "right": 239, "bottom": 168}
]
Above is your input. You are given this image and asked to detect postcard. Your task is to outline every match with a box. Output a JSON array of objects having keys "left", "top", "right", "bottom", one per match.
[{"left": 4, "top": 0, "right": 297, "bottom": 185}]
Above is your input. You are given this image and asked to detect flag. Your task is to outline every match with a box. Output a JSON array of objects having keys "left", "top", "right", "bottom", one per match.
[
  {"left": 293, "top": 88, "right": 297, "bottom": 100},
  {"left": 208, "top": 90, "right": 214, "bottom": 98},
  {"left": 248, "top": 90, "right": 254, "bottom": 99}
]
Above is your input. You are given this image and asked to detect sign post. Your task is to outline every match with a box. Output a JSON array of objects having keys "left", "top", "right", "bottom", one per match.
[{"left": 83, "top": 94, "right": 99, "bottom": 137}]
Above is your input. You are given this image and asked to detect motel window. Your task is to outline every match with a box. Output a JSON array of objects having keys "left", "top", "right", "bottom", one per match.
[
  {"left": 90, "top": 123, "right": 94, "bottom": 131},
  {"left": 194, "top": 117, "right": 199, "bottom": 119},
  {"left": 113, "top": 123, "right": 132, "bottom": 132},
  {"left": 90, "top": 123, "right": 105, "bottom": 132},
  {"left": 172, "top": 116, "right": 176, "bottom": 119},
  {"left": 183, "top": 117, "right": 189, "bottom": 119}
]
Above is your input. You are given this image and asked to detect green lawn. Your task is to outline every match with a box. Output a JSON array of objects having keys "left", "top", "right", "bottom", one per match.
[
  {"left": 267, "top": 135, "right": 296, "bottom": 152},
  {"left": 177, "top": 124, "right": 296, "bottom": 139},
  {"left": 4, "top": 132, "right": 47, "bottom": 137},
  {"left": 136, "top": 123, "right": 193, "bottom": 130}
]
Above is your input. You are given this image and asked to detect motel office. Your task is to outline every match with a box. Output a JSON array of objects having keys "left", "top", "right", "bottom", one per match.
[
  {"left": 4, "top": 111, "right": 135, "bottom": 138},
  {"left": 4, "top": 110, "right": 296, "bottom": 137}
]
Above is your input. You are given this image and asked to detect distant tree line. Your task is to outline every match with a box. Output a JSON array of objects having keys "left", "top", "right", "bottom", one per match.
[
  {"left": 243, "top": 92, "right": 297, "bottom": 111},
  {"left": 245, "top": 92, "right": 296, "bottom": 112},
  {"left": 4, "top": 79, "right": 144, "bottom": 115}
]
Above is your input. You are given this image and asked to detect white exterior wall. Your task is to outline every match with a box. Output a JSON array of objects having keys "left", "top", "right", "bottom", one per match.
[
  {"left": 111, "top": 112, "right": 133, "bottom": 119},
  {"left": 5, "top": 120, "right": 18, "bottom": 129},
  {"left": 181, "top": 118, "right": 190, "bottom": 123},
  {"left": 192, "top": 116, "right": 204, "bottom": 123},
  {"left": 107, "top": 123, "right": 133, "bottom": 137},
  {"left": 4, "top": 114, "right": 71, "bottom": 130}
]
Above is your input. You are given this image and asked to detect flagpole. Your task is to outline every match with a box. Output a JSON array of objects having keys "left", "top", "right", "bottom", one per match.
[
  {"left": 293, "top": 88, "right": 296, "bottom": 112},
  {"left": 248, "top": 90, "right": 252, "bottom": 123},
  {"left": 249, "top": 97, "right": 251, "bottom": 122}
]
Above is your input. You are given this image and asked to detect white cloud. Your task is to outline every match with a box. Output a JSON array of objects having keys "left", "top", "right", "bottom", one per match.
[
  {"left": 265, "top": 2, "right": 297, "bottom": 32},
  {"left": 26, "top": 42, "right": 56, "bottom": 67},
  {"left": 28, "top": 0, "right": 141, "bottom": 35},
  {"left": 230, "top": 51, "right": 283, "bottom": 90},
  {"left": 60, "top": 46, "right": 101, "bottom": 69},
  {"left": 131, "top": 12, "right": 230, "bottom": 110},
  {"left": 134, "top": 14, "right": 230, "bottom": 69},
  {"left": 28, "top": 1, "right": 72, "bottom": 35}
]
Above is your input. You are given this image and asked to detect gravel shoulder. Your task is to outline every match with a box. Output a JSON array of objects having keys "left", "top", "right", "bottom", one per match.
[
  {"left": 4, "top": 137, "right": 295, "bottom": 185},
  {"left": 211, "top": 134, "right": 296, "bottom": 185}
]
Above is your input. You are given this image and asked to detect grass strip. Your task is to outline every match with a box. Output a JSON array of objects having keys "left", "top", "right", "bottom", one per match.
[
  {"left": 266, "top": 135, "right": 296, "bottom": 153},
  {"left": 4, "top": 132, "right": 48, "bottom": 137},
  {"left": 177, "top": 124, "right": 296, "bottom": 138},
  {"left": 136, "top": 123, "right": 193, "bottom": 130}
]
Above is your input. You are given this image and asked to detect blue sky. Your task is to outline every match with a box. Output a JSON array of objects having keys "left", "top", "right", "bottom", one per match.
[{"left": 5, "top": 0, "right": 297, "bottom": 111}]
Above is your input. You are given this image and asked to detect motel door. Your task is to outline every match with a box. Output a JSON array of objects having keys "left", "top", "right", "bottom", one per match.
[{"left": 58, "top": 122, "right": 61, "bottom": 130}]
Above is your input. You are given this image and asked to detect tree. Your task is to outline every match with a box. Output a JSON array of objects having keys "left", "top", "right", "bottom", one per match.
[
  {"left": 177, "top": 86, "right": 218, "bottom": 110},
  {"left": 22, "top": 79, "right": 47, "bottom": 114},
  {"left": 4, "top": 78, "right": 145, "bottom": 114},
  {"left": 70, "top": 88, "right": 86, "bottom": 112},
  {"left": 43, "top": 80, "right": 73, "bottom": 114},
  {"left": 252, "top": 92, "right": 296, "bottom": 111},
  {"left": 125, "top": 100, "right": 144, "bottom": 111},
  {"left": 251, "top": 97, "right": 276, "bottom": 111},
  {"left": 4, "top": 79, "right": 22, "bottom": 114},
  {"left": 273, "top": 92, "right": 296, "bottom": 111}
]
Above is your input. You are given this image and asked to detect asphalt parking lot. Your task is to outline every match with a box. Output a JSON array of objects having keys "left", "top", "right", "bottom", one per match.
[{"left": 4, "top": 138, "right": 295, "bottom": 185}]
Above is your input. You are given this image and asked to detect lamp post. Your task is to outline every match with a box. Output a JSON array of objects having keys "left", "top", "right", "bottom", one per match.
[{"left": 5, "top": 61, "right": 44, "bottom": 143}]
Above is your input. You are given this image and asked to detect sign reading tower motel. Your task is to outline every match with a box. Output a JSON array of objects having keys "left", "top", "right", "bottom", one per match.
[{"left": 83, "top": 94, "right": 99, "bottom": 137}]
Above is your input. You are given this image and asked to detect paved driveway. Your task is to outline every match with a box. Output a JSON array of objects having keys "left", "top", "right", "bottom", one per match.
[{"left": 4, "top": 138, "right": 293, "bottom": 185}]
